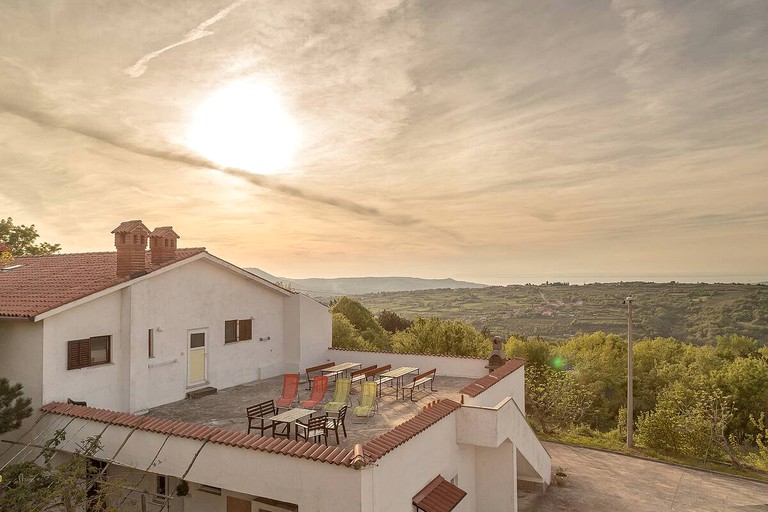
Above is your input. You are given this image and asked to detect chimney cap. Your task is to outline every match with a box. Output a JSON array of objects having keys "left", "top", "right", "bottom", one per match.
[
  {"left": 150, "top": 226, "right": 180, "bottom": 239},
  {"left": 111, "top": 220, "right": 150, "bottom": 235}
]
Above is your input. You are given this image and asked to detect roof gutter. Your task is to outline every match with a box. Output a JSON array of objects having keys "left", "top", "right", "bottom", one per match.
[{"left": 0, "top": 315, "right": 35, "bottom": 321}]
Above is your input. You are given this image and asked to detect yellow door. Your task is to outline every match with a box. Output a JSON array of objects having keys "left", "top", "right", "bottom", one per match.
[{"left": 188, "top": 331, "right": 207, "bottom": 386}]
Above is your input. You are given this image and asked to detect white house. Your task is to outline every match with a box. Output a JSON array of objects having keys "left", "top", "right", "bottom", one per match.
[
  {"left": 0, "top": 220, "right": 330, "bottom": 414},
  {"left": 0, "top": 221, "right": 551, "bottom": 512}
]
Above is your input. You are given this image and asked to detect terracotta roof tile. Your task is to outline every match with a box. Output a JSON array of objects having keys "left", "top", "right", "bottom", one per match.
[
  {"left": 459, "top": 358, "right": 525, "bottom": 398},
  {"left": 0, "top": 248, "right": 206, "bottom": 318},
  {"left": 40, "top": 403, "right": 354, "bottom": 467},
  {"left": 413, "top": 475, "right": 467, "bottom": 512},
  {"left": 361, "top": 399, "right": 460, "bottom": 462}
]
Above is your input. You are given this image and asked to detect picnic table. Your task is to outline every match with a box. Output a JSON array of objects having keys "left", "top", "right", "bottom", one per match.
[
  {"left": 270, "top": 407, "right": 315, "bottom": 439},
  {"left": 378, "top": 366, "right": 419, "bottom": 398},
  {"left": 321, "top": 362, "right": 362, "bottom": 380}
]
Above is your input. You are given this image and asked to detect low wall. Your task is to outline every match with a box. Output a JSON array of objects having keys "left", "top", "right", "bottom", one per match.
[{"left": 326, "top": 348, "right": 489, "bottom": 378}]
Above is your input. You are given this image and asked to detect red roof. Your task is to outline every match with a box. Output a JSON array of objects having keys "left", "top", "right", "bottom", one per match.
[
  {"left": 0, "top": 248, "right": 205, "bottom": 319},
  {"left": 413, "top": 475, "right": 467, "bottom": 512},
  {"left": 459, "top": 358, "right": 525, "bottom": 398},
  {"left": 362, "top": 399, "right": 461, "bottom": 462},
  {"left": 40, "top": 402, "right": 354, "bottom": 466}
]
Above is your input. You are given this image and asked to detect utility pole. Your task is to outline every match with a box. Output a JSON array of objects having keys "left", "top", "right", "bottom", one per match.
[{"left": 625, "top": 295, "right": 634, "bottom": 448}]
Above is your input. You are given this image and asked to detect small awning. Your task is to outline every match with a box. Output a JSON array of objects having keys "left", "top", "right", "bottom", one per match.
[{"left": 413, "top": 475, "right": 467, "bottom": 512}]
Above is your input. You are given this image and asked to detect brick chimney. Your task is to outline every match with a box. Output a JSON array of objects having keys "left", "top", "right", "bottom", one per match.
[
  {"left": 149, "top": 226, "right": 179, "bottom": 265},
  {"left": 112, "top": 220, "right": 150, "bottom": 278}
]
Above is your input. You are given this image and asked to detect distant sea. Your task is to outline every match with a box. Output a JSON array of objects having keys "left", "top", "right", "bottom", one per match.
[{"left": 461, "top": 274, "right": 768, "bottom": 286}]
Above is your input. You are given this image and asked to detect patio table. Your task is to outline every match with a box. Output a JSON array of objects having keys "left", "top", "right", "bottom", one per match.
[
  {"left": 379, "top": 366, "right": 419, "bottom": 398},
  {"left": 270, "top": 407, "right": 315, "bottom": 439},
  {"left": 321, "top": 362, "right": 362, "bottom": 380}
]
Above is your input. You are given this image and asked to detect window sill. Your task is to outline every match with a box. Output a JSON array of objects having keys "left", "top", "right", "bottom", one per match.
[
  {"left": 69, "top": 362, "right": 114, "bottom": 371},
  {"left": 148, "top": 358, "right": 178, "bottom": 368},
  {"left": 224, "top": 339, "right": 253, "bottom": 345}
]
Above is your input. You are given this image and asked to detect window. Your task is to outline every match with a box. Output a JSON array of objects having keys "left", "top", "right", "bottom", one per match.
[
  {"left": 224, "top": 319, "right": 252, "bottom": 343},
  {"left": 156, "top": 475, "right": 167, "bottom": 496},
  {"left": 148, "top": 329, "right": 154, "bottom": 358},
  {"left": 68, "top": 336, "right": 111, "bottom": 370}
]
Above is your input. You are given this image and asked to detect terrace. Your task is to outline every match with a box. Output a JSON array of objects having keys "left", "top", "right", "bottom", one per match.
[{"left": 148, "top": 373, "right": 475, "bottom": 449}]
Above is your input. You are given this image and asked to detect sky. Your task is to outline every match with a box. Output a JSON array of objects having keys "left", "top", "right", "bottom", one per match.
[{"left": 1, "top": 0, "right": 766, "bottom": 285}]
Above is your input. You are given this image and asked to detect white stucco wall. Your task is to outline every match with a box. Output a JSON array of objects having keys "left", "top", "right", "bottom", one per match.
[
  {"left": 0, "top": 319, "right": 43, "bottom": 408},
  {"left": 41, "top": 289, "right": 127, "bottom": 410},
  {"left": 128, "top": 258, "right": 289, "bottom": 411},
  {"left": 327, "top": 349, "right": 488, "bottom": 379},
  {"left": 0, "top": 319, "right": 44, "bottom": 463},
  {"left": 364, "top": 413, "right": 472, "bottom": 512},
  {"left": 297, "top": 294, "right": 332, "bottom": 372}
]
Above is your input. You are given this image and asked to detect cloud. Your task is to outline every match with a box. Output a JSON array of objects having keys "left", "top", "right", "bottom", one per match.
[
  {"left": 124, "top": 0, "right": 252, "bottom": 78},
  {"left": 0, "top": 102, "right": 422, "bottom": 227}
]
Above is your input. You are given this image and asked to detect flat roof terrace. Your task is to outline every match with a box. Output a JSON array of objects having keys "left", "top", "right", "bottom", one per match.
[{"left": 148, "top": 374, "right": 475, "bottom": 449}]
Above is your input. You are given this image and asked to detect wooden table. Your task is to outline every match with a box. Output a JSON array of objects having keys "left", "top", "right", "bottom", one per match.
[
  {"left": 321, "top": 362, "right": 362, "bottom": 380},
  {"left": 379, "top": 366, "right": 419, "bottom": 398},
  {"left": 270, "top": 407, "right": 315, "bottom": 439}
]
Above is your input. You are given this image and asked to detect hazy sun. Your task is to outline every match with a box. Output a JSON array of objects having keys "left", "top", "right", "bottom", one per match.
[{"left": 187, "top": 81, "right": 300, "bottom": 174}]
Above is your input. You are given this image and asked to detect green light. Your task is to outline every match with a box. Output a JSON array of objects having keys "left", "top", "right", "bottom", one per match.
[{"left": 552, "top": 356, "right": 565, "bottom": 369}]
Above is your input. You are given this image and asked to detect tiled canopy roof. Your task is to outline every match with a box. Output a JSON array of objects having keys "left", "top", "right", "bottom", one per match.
[
  {"left": 413, "top": 475, "right": 467, "bottom": 512},
  {"left": 459, "top": 358, "right": 525, "bottom": 398},
  {"left": 363, "top": 399, "right": 461, "bottom": 462},
  {"left": 40, "top": 402, "right": 355, "bottom": 466},
  {"left": 0, "top": 248, "right": 205, "bottom": 319}
]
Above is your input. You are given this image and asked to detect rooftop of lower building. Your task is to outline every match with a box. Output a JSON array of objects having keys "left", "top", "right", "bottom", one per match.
[{"left": 147, "top": 374, "right": 475, "bottom": 449}]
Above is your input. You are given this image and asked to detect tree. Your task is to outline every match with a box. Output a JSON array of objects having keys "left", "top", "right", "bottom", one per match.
[
  {"left": 0, "top": 378, "right": 32, "bottom": 434},
  {"left": 377, "top": 309, "right": 412, "bottom": 334},
  {"left": 331, "top": 297, "right": 391, "bottom": 351},
  {"left": 0, "top": 430, "right": 126, "bottom": 511},
  {"left": 525, "top": 365, "right": 595, "bottom": 434},
  {"left": 504, "top": 335, "right": 554, "bottom": 369},
  {"left": 555, "top": 332, "right": 627, "bottom": 429},
  {"left": 0, "top": 218, "right": 61, "bottom": 256},
  {"left": 331, "top": 313, "right": 376, "bottom": 351},
  {"left": 391, "top": 317, "right": 491, "bottom": 357}
]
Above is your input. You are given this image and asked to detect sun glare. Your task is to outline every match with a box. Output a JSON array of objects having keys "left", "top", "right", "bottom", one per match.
[{"left": 187, "top": 82, "right": 300, "bottom": 175}]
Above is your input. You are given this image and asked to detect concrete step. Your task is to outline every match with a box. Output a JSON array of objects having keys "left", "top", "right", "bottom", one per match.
[{"left": 186, "top": 386, "right": 218, "bottom": 399}]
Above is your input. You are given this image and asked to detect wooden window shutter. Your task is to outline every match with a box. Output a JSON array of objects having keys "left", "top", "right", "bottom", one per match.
[
  {"left": 224, "top": 320, "right": 237, "bottom": 343},
  {"left": 68, "top": 339, "right": 89, "bottom": 370},
  {"left": 239, "top": 319, "right": 252, "bottom": 341}
]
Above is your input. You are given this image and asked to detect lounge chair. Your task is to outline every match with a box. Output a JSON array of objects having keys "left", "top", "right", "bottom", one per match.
[
  {"left": 324, "top": 378, "right": 351, "bottom": 413},
  {"left": 296, "top": 415, "right": 328, "bottom": 444},
  {"left": 275, "top": 373, "right": 300, "bottom": 410},
  {"left": 300, "top": 375, "right": 329, "bottom": 409},
  {"left": 325, "top": 405, "right": 347, "bottom": 444},
  {"left": 353, "top": 381, "right": 377, "bottom": 423}
]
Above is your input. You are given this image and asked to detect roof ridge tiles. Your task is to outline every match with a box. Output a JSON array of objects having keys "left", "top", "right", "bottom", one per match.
[
  {"left": 362, "top": 399, "right": 461, "bottom": 462},
  {"left": 39, "top": 402, "right": 355, "bottom": 467},
  {"left": 459, "top": 358, "right": 526, "bottom": 398}
]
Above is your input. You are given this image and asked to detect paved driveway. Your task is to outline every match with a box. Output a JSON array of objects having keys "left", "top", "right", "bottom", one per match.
[{"left": 520, "top": 442, "right": 768, "bottom": 512}]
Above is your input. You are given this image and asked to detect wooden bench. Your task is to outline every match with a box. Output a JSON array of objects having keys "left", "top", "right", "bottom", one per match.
[
  {"left": 246, "top": 399, "right": 277, "bottom": 435},
  {"left": 305, "top": 361, "right": 336, "bottom": 389},
  {"left": 402, "top": 369, "right": 436, "bottom": 401},
  {"left": 351, "top": 365, "right": 377, "bottom": 387},
  {"left": 365, "top": 365, "right": 394, "bottom": 396}
]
